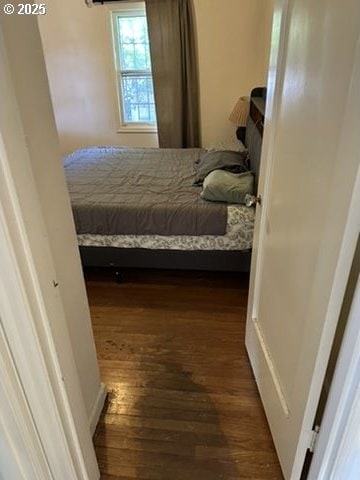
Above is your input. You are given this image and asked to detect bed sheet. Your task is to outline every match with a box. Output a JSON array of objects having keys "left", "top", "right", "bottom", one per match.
[{"left": 77, "top": 205, "right": 254, "bottom": 251}]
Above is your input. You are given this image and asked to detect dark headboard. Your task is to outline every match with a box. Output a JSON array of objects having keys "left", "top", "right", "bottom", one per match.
[{"left": 245, "top": 87, "right": 266, "bottom": 192}]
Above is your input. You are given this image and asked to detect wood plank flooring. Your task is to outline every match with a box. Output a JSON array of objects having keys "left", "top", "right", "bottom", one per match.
[{"left": 86, "top": 268, "right": 283, "bottom": 480}]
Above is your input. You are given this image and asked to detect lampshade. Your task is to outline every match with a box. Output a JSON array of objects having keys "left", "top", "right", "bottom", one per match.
[{"left": 229, "top": 96, "right": 250, "bottom": 126}]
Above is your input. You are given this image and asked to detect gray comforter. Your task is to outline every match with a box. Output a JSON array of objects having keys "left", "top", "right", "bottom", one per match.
[{"left": 63, "top": 147, "right": 227, "bottom": 236}]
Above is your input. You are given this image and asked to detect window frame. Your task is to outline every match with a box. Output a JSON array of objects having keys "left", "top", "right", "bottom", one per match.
[{"left": 110, "top": 4, "right": 157, "bottom": 133}]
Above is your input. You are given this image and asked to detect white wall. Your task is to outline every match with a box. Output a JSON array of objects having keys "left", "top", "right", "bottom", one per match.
[
  {"left": 38, "top": 1, "right": 158, "bottom": 155},
  {"left": 194, "top": 0, "right": 274, "bottom": 147},
  {"left": 39, "top": 0, "right": 274, "bottom": 154},
  {"left": 1, "top": 15, "right": 102, "bottom": 425}
]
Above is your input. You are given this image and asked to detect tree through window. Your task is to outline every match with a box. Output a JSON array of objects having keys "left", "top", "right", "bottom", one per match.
[{"left": 112, "top": 7, "right": 157, "bottom": 127}]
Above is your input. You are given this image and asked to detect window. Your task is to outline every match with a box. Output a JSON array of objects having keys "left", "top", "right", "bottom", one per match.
[{"left": 111, "top": 6, "right": 157, "bottom": 131}]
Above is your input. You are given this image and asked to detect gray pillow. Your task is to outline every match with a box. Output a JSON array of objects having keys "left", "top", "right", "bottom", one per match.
[
  {"left": 201, "top": 170, "right": 254, "bottom": 204},
  {"left": 206, "top": 138, "right": 247, "bottom": 153},
  {"left": 194, "top": 150, "right": 248, "bottom": 185}
]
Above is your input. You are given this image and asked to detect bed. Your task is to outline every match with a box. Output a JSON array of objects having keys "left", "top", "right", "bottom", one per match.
[{"left": 64, "top": 87, "right": 266, "bottom": 272}]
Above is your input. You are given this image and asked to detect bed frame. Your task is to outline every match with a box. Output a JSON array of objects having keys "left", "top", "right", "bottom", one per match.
[{"left": 79, "top": 87, "right": 266, "bottom": 272}]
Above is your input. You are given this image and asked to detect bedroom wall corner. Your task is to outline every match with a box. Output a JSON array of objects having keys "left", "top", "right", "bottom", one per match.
[
  {"left": 38, "top": 0, "right": 159, "bottom": 155},
  {"left": 1, "top": 14, "right": 103, "bottom": 428}
]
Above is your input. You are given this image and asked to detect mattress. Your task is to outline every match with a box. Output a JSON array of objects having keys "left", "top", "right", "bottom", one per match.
[
  {"left": 77, "top": 205, "right": 254, "bottom": 251},
  {"left": 63, "top": 146, "right": 227, "bottom": 236}
]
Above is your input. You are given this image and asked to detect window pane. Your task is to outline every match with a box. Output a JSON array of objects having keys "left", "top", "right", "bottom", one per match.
[
  {"left": 121, "top": 75, "right": 156, "bottom": 123},
  {"left": 117, "top": 16, "right": 151, "bottom": 71},
  {"left": 113, "top": 10, "right": 156, "bottom": 125}
]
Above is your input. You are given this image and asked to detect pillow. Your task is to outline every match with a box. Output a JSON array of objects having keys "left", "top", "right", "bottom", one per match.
[
  {"left": 206, "top": 137, "right": 247, "bottom": 153},
  {"left": 194, "top": 150, "right": 248, "bottom": 186},
  {"left": 201, "top": 170, "right": 254, "bottom": 204}
]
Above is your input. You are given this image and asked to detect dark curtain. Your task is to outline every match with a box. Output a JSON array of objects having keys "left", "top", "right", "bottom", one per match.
[{"left": 145, "top": 0, "right": 200, "bottom": 148}]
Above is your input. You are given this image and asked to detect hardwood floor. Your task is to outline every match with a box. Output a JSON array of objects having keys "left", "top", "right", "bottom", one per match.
[{"left": 86, "top": 268, "right": 283, "bottom": 480}]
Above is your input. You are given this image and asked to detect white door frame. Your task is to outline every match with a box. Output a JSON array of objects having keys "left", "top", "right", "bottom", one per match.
[
  {"left": 0, "top": 25, "right": 99, "bottom": 480},
  {"left": 309, "top": 272, "right": 360, "bottom": 479},
  {"left": 0, "top": 137, "right": 87, "bottom": 479},
  {"left": 0, "top": 311, "right": 52, "bottom": 480},
  {"left": 0, "top": 134, "right": 95, "bottom": 480}
]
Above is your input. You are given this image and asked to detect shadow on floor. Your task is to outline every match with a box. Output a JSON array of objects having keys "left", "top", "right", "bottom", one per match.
[{"left": 96, "top": 359, "right": 241, "bottom": 480}]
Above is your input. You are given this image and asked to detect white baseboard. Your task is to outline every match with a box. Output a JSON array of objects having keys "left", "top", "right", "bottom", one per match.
[{"left": 89, "top": 383, "right": 107, "bottom": 436}]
